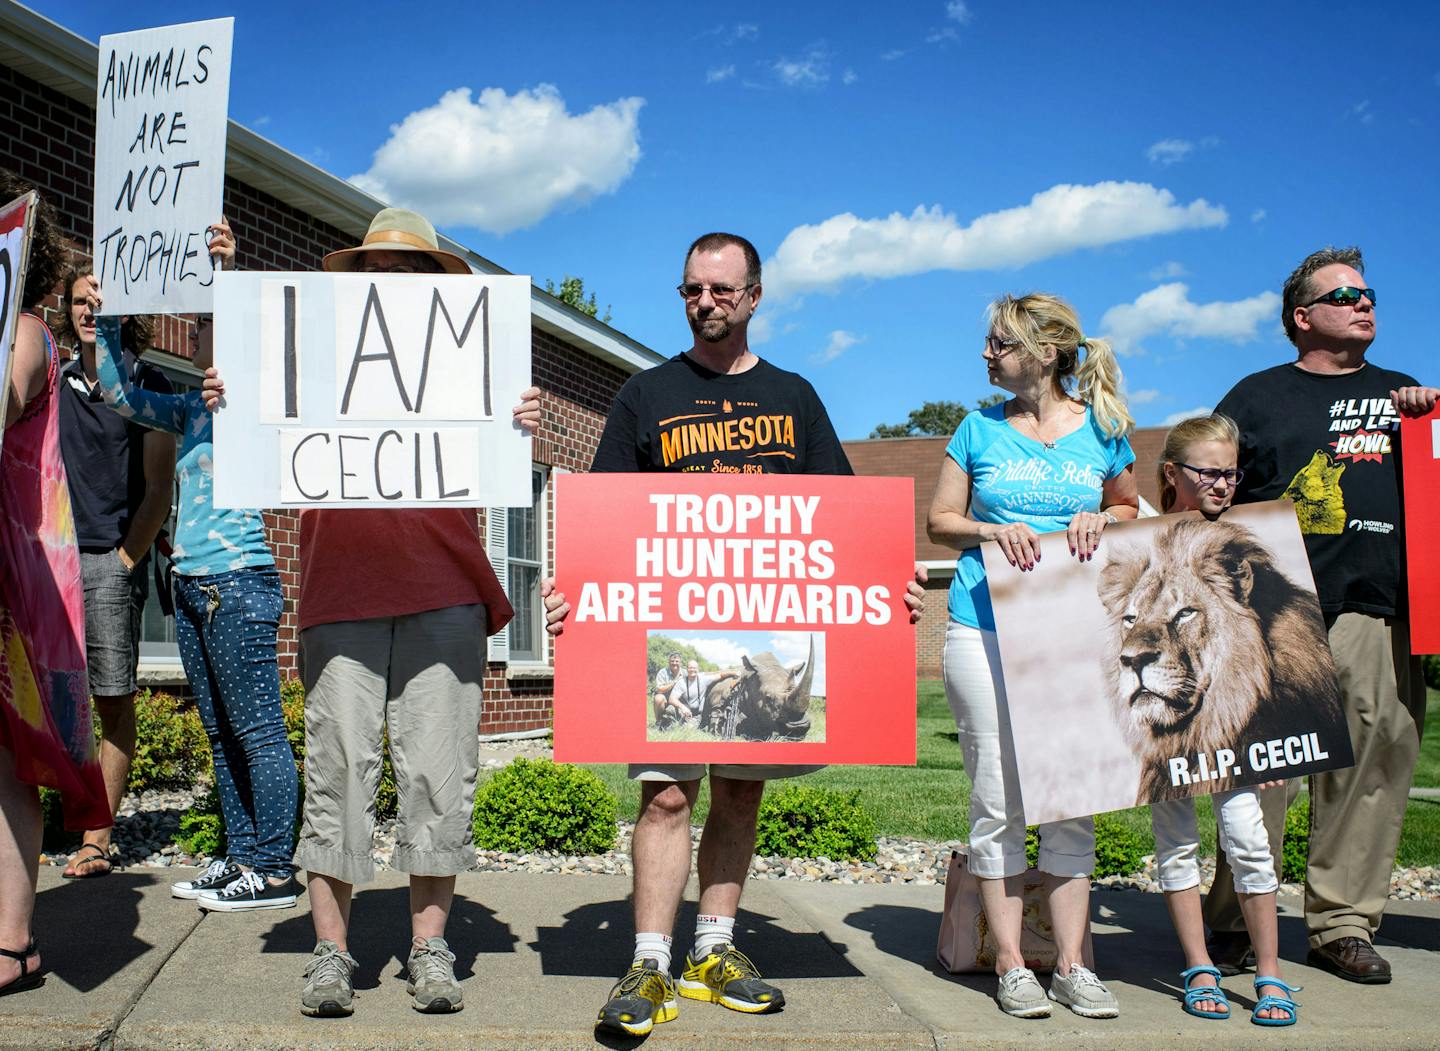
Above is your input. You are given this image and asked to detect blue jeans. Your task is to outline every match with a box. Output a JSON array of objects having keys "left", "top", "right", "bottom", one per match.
[{"left": 174, "top": 567, "right": 297, "bottom": 877}]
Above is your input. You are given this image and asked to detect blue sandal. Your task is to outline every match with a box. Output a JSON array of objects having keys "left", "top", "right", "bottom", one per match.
[
  {"left": 1180, "top": 965, "right": 1230, "bottom": 1020},
  {"left": 1251, "top": 976, "right": 1300, "bottom": 1027}
]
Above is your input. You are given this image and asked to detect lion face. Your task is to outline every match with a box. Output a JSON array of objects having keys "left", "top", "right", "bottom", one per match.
[{"left": 1097, "top": 518, "right": 1273, "bottom": 757}]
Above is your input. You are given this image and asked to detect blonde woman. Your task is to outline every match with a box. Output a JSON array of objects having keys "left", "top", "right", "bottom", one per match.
[{"left": 927, "top": 293, "right": 1138, "bottom": 1019}]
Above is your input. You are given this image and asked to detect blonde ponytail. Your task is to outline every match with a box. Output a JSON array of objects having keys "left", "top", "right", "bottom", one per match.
[{"left": 1074, "top": 336, "right": 1133, "bottom": 439}]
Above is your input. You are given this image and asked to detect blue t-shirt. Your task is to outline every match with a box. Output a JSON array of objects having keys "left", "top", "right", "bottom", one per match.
[
  {"left": 944, "top": 403, "right": 1135, "bottom": 630},
  {"left": 94, "top": 317, "right": 273, "bottom": 578}
]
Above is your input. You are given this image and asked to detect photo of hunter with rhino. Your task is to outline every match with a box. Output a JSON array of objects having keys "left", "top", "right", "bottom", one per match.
[{"left": 645, "top": 630, "right": 826, "bottom": 744}]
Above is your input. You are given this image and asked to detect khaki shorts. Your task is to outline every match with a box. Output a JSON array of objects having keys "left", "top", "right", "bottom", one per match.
[
  {"left": 629, "top": 763, "right": 825, "bottom": 783},
  {"left": 294, "top": 604, "right": 486, "bottom": 884}
]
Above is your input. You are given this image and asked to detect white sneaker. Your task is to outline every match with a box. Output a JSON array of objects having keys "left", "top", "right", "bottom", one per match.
[
  {"left": 197, "top": 871, "right": 300, "bottom": 912},
  {"left": 1048, "top": 964, "right": 1119, "bottom": 1018},
  {"left": 997, "top": 967, "right": 1051, "bottom": 1018},
  {"left": 171, "top": 859, "right": 242, "bottom": 900}
]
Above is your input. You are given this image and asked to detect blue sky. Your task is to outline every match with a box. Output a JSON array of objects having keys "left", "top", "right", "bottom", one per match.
[{"left": 41, "top": 1, "right": 1440, "bottom": 438}]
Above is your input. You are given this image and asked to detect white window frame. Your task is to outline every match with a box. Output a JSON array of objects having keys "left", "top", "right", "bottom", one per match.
[{"left": 487, "top": 465, "right": 552, "bottom": 673}]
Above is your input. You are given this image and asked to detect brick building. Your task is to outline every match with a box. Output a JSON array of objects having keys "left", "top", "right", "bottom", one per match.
[
  {"left": 0, "top": 2, "right": 664, "bottom": 733},
  {"left": 844, "top": 428, "right": 1166, "bottom": 679}
]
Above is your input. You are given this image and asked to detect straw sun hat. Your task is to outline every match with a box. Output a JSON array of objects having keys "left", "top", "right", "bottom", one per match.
[{"left": 321, "top": 207, "right": 472, "bottom": 275}]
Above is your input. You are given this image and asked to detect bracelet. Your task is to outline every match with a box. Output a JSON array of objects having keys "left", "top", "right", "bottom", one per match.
[{"left": 1102, "top": 512, "right": 1118, "bottom": 524}]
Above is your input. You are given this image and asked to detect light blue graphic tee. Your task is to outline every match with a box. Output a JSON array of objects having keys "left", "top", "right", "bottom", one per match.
[
  {"left": 945, "top": 402, "right": 1135, "bottom": 630},
  {"left": 94, "top": 316, "right": 273, "bottom": 578}
]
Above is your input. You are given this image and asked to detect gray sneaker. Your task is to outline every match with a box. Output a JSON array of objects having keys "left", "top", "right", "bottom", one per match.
[
  {"left": 300, "top": 941, "right": 357, "bottom": 1017},
  {"left": 997, "top": 966, "right": 1051, "bottom": 1018},
  {"left": 1048, "top": 964, "right": 1119, "bottom": 1018},
  {"left": 406, "top": 936, "right": 463, "bottom": 1013}
]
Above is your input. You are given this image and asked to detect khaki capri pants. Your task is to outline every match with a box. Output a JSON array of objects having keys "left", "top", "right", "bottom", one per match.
[{"left": 294, "top": 604, "right": 486, "bottom": 885}]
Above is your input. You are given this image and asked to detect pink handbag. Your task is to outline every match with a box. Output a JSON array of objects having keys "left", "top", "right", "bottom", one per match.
[{"left": 936, "top": 848, "right": 1094, "bottom": 974}]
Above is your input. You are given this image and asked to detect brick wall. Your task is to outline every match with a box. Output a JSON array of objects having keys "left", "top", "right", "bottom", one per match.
[{"left": 4, "top": 63, "right": 629, "bottom": 732}]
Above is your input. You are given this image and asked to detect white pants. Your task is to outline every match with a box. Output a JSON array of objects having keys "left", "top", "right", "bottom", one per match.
[
  {"left": 1150, "top": 788, "right": 1277, "bottom": 894},
  {"left": 943, "top": 621, "right": 1094, "bottom": 879}
]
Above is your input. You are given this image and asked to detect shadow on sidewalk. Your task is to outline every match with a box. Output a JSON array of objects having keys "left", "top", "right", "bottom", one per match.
[
  {"left": 531, "top": 898, "right": 862, "bottom": 979},
  {"left": 258, "top": 886, "right": 518, "bottom": 990},
  {"left": 34, "top": 871, "right": 158, "bottom": 992}
]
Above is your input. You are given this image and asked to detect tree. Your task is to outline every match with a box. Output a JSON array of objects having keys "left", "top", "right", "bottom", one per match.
[
  {"left": 870, "top": 395, "right": 1004, "bottom": 438},
  {"left": 545, "top": 275, "right": 612, "bottom": 325}
]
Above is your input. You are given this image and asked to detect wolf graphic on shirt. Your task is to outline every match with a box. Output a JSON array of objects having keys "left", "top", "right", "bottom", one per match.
[{"left": 1282, "top": 450, "right": 1347, "bottom": 534}]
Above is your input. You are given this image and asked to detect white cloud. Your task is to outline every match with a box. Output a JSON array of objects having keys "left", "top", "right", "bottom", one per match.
[
  {"left": 1148, "top": 260, "right": 1187, "bottom": 280},
  {"left": 689, "top": 637, "right": 748, "bottom": 667},
  {"left": 251, "top": 114, "right": 271, "bottom": 127},
  {"left": 881, "top": 48, "right": 909, "bottom": 61},
  {"left": 701, "top": 22, "right": 759, "bottom": 43},
  {"left": 774, "top": 45, "right": 831, "bottom": 87},
  {"left": 350, "top": 85, "right": 643, "bottom": 235},
  {"left": 1349, "top": 100, "right": 1374, "bottom": 124},
  {"left": 707, "top": 65, "right": 736, "bottom": 83},
  {"left": 765, "top": 181, "right": 1228, "bottom": 300},
  {"left": 946, "top": 1, "right": 972, "bottom": 23},
  {"left": 810, "top": 330, "right": 862, "bottom": 365},
  {"left": 926, "top": 26, "right": 960, "bottom": 43},
  {"left": 1128, "top": 388, "right": 1162, "bottom": 405},
  {"left": 1099, "top": 282, "right": 1280, "bottom": 356},
  {"left": 1250, "top": 208, "right": 1267, "bottom": 223},
  {"left": 1162, "top": 405, "right": 1215, "bottom": 426},
  {"left": 1147, "top": 138, "right": 1195, "bottom": 166},
  {"left": 842, "top": 68, "right": 859, "bottom": 85},
  {"left": 769, "top": 632, "right": 826, "bottom": 694}
]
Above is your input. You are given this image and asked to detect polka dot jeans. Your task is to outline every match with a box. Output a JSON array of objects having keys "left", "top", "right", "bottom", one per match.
[{"left": 174, "top": 567, "right": 298, "bottom": 877}]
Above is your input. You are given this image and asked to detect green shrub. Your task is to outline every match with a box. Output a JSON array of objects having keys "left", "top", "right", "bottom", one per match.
[
  {"left": 39, "top": 786, "right": 81, "bottom": 854},
  {"left": 754, "top": 784, "right": 877, "bottom": 861},
  {"left": 176, "top": 786, "right": 227, "bottom": 857},
  {"left": 1093, "top": 815, "right": 1148, "bottom": 877},
  {"left": 1423, "top": 654, "right": 1439, "bottom": 692},
  {"left": 125, "top": 689, "right": 212, "bottom": 792},
  {"left": 1281, "top": 798, "right": 1311, "bottom": 884},
  {"left": 473, "top": 758, "right": 617, "bottom": 854}
]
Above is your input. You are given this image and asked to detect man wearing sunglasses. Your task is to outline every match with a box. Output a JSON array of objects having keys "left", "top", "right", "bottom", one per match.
[{"left": 1210, "top": 246, "right": 1437, "bottom": 985}]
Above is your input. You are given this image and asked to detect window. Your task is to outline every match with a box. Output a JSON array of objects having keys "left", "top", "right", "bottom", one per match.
[{"left": 502, "top": 467, "right": 548, "bottom": 663}]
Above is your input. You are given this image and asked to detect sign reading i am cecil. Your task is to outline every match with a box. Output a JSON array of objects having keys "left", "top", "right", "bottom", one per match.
[
  {"left": 1401, "top": 408, "right": 1440, "bottom": 654},
  {"left": 552, "top": 474, "right": 918, "bottom": 765},
  {"left": 212, "top": 272, "right": 533, "bottom": 508},
  {"left": 92, "top": 18, "right": 233, "bottom": 315}
]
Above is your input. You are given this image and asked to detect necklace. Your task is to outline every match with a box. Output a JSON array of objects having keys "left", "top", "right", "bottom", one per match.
[{"left": 1010, "top": 410, "right": 1058, "bottom": 449}]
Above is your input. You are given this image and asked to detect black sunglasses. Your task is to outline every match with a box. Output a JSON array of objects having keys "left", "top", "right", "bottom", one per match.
[{"left": 1304, "top": 286, "right": 1376, "bottom": 308}]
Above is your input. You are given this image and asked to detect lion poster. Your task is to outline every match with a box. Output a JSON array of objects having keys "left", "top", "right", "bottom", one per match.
[
  {"left": 552, "top": 473, "right": 916, "bottom": 764},
  {"left": 983, "top": 501, "right": 1353, "bottom": 825}
]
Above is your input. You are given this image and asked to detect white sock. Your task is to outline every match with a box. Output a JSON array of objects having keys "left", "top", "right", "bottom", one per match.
[
  {"left": 633, "top": 932, "right": 673, "bottom": 973},
  {"left": 693, "top": 914, "right": 736, "bottom": 958}
]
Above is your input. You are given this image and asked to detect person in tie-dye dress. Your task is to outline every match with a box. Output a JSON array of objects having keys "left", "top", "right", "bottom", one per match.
[
  {"left": 0, "top": 175, "right": 107, "bottom": 995},
  {"left": 86, "top": 224, "right": 300, "bottom": 913}
]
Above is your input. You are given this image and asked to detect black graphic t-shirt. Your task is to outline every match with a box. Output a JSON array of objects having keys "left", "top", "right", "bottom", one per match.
[
  {"left": 591, "top": 353, "right": 853, "bottom": 476},
  {"left": 1216, "top": 361, "right": 1418, "bottom": 616}
]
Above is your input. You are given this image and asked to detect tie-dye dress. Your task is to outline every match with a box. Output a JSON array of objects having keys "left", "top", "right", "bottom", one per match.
[{"left": 0, "top": 317, "right": 108, "bottom": 829}]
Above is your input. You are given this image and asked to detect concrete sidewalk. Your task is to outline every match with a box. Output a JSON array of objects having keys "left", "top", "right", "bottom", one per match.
[{"left": 5, "top": 866, "right": 1438, "bottom": 1050}]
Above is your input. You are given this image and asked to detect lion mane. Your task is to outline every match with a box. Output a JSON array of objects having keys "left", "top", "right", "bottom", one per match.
[{"left": 1096, "top": 517, "right": 1346, "bottom": 803}]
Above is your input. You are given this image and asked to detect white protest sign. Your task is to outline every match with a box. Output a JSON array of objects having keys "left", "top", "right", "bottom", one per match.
[
  {"left": 212, "top": 272, "right": 533, "bottom": 508},
  {"left": 0, "top": 193, "right": 37, "bottom": 451},
  {"left": 92, "top": 18, "right": 233, "bottom": 314}
]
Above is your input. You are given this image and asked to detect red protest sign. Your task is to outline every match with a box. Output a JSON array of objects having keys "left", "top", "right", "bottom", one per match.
[
  {"left": 553, "top": 473, "right": 917, "bottom": 765},
  {"left": 1402, "top": 408, "right": 1440, "bottom": 653}
]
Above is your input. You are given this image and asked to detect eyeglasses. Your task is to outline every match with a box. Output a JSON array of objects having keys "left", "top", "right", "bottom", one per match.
[
  {"left": 983, "top": 335, "right": 1021, "bottom": 356},
  {"left": 1178, "top": 463, "right": 1245, "bottom": 487},
  {"left": 360, "top": 263, "right": 425, "bottom": 274},
  {"left": 1303, "top": 286, "right": 1376, "bottom": 308},
  {"left": 676, "top": 282, "right": 755, "bottom": 304}
]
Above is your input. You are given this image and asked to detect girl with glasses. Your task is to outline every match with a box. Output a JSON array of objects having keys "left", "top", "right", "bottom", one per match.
[{"left": 1151, "top": 413, "right": 1298, "bottom": 1027}]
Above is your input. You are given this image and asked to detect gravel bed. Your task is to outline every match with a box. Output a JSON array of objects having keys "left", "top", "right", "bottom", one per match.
[{"left": 38, "top": 735, "right": 1440, "bottom": 901}]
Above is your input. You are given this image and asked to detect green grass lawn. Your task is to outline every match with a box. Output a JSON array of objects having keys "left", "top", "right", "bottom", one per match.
[{"left": 568, "top": 682, "right": 1440, "bottom": 866}]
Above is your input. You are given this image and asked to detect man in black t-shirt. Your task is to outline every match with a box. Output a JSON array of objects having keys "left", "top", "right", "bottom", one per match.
[
  {"left": 55, "top": 274, "right": 177, "bottom": 879},
  {"left": 1204, "top": 247, "right": 1437, "bottom": 984},
  {"left": 588, "top": 233, "right": 921, "bottom": 1037}
]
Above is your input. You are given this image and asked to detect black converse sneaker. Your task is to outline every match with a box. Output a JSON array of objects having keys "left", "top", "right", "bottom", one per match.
[
  {"left": 171, "top": 859, "right": 243, "bottom": 900},
  {"left": 197, "top": 871, "right": 300, "bottom": 912}
]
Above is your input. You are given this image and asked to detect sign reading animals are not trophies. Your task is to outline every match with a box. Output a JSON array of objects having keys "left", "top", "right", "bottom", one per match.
[
  {"left": 983, "top": 501, "right": 1353, "bottom": 825},
  {"left": 552, "top": 474, "right": 917, "bottom": 764}
]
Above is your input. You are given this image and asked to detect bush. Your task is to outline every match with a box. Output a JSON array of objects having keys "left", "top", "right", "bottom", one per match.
[
  {"left": 126, "top": 689, "right": 212, "bottom": 792},
  {"left": 473, "top": 758, "right": 616, "bottom": 854},
  {"left": 754, "top": 784, "right": 877, "bottom": 861},
  {"left": 1423, "top": 654, "right": 1439, "bottom": 692},
  {"left": 176, "top": 785, "right": 226, "bottom": 857},
  {"left": 1281, "top": 797, "right": 1311, "bottom": 884},
  {"left": 39, "top": 786, "right": 80, "bottom": 854}
]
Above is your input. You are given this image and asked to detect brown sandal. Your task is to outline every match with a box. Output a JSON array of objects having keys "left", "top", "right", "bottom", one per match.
[
  {"left": 62, "top": 843, "right": 113, "bottom": 879},
  {"left": 0, "top": 939, "right": 43, "bottom": 996}
]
